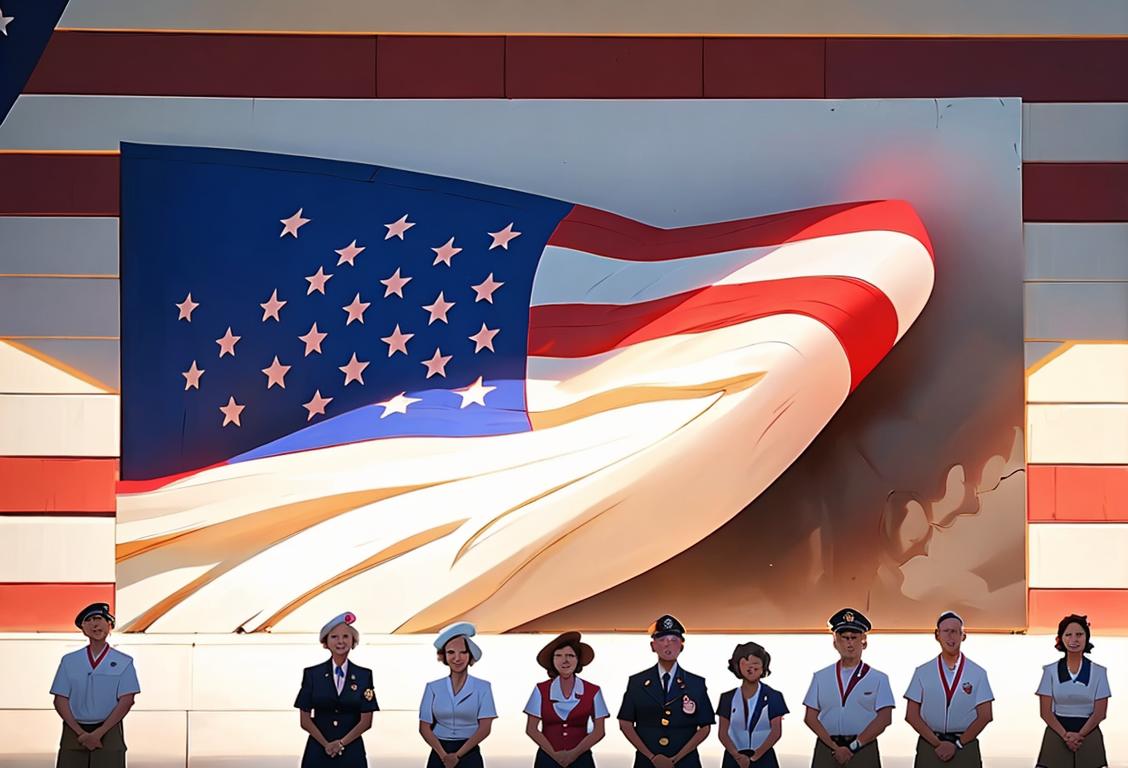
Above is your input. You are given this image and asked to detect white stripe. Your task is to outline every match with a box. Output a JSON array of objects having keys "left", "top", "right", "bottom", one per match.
[
  {"left": 1023, "top": 104, "right": 1128, "bottom": 163},
  {"left": 0, "top": 342, "right": 107, "bottom": 395},
  {"left": 1028, "top": 403, "right": 1128, "bottom": 464},
  {"left": 56, "top": 0, "right": 1128, "bottom": 35},
  {"left": 533, "top": 230, "right": 934, "bottom": 341},
  {"left": 1027, "top": 343, "right": 1128, "bottom": 404},
  {"left": 1025, "top": 223, "right": 1128, "bottom": 281},
  {"left": 0, "top": 517, "right": 115, "bottom": 581},
  {"left": 1029, "top": 523, "right": 1128, "bottom": 588},
  {"left": 0, "top": 394, "right": 119, "bottom": 456}
]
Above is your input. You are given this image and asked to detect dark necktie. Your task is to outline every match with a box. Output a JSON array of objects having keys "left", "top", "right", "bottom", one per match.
[{"left": 662, "top": 672, "right": 671, "bottom": 695}]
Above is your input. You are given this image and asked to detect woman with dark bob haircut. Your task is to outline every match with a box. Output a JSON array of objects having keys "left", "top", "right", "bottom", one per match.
[
  {"left": 716, "top": 642, "right": 788, "bottom": 768},
  {"left": 524, "top": 632, "right": 609, "bottom": 768},
  {"left": 419, "top": 623, "right": 497, "bottom": 768},
  {"left": 1035, "top": 614, "right": 1111, "bottom": 768}
]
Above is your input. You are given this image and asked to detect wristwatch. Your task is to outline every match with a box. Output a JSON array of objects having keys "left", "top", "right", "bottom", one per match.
[
  {"left": 954, "top": 738, "right": 964, "bottom": 750},
  {"left": 848, "top": 740, "right": 861, "bottom": 753}
]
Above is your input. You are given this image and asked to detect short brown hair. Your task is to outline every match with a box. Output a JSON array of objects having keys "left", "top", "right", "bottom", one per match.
[{"left": 727, "top": 641, "right": 771, "bottom": 679}]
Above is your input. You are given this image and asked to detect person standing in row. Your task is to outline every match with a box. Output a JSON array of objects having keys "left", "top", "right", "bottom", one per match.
[
  {"left": 803, "top": 608, "right": 895, "bottom": 766},
  {"left": 904, "top": 611, "right": 993, "bottom": 767},
  {"left": 420, "top": 622, "right": 497, "bottom": 768},
  {"left": 1035, "top": 614, "right": 1111, "bottom": 768},
  {"left": 50, "top": 603, "right": 141, "bottom": 768},
  {"left": 294, "top": 611, "right": 379, "bottom": 767},
  {"left": 618, "top": 615, "right": 715, "bottom": 768},
  {"left": 717, "top": 641, "right": 788, "bottom": 768},
  {"left": 524, "top": 631, "right": 609, "bottom": 768}
]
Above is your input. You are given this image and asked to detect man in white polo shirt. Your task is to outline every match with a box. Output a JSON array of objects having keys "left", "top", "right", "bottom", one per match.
[
  {"left": 803, "top": 608, "right": 895, "bottom": 766},
  {"left": 904, "top": 611, "right": 993, "bottom": 767}
]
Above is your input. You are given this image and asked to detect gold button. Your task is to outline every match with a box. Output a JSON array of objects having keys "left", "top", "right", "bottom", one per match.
[
  {"left": 658, "top": 737, "right": 670, "bottom": 747},
  {"left": 661, "top": 718, "right": 670, "bottom": 726},
  {"left": 664, "top": 710, "right": 671, "bottom": 716}
]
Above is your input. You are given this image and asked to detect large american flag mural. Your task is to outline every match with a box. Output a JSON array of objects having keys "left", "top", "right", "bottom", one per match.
[{"left": 113, "top": 143, "right": 934, "bottom": 632}]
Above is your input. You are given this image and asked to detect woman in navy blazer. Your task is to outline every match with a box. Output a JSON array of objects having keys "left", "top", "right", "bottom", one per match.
[{"left": 295, "top": 611, "right": 380, "bottom": 767}]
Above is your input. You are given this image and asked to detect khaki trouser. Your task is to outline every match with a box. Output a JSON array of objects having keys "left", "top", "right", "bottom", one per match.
[
  {"left": 57, "top": 722, "right": 126, "bottom": 768},
  {"left": 812, "top": 739, "right": 881, "bottom": 768},
  {"left": 914, "top": 736, "right": 982, "bottom": 768},
  {"left": 1036, "top": 725, "right": 1108, "bottom": 768}
]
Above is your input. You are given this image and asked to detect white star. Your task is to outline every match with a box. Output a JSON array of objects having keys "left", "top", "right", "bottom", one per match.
[
  {"left": 384, "top": 214, "right": 415, "bottom": 240},
  {"left": 0, "top": 12, "right": 13, "bottom": 36},
  {"left": 335, "top": 239, "right": 365, "bottom": 266},
  {"left": 488, "top": 222, "right": 521, "bottom": 250},
  {"left": 471, "top": 273, "right": 504, "bottom": 303},
  {"left": 380, "top": 267, "right": 412, "bottom": 298},
  {"left": 421, "top": 348, "right": 452, "bottom": 379},
  {"left": 468, "top": 323, "right": 499, "bottom": 353},
  {"left": 175, "top": 292, "right": 199, "bottom": 321},
  {"left": 260, "top": 289, "right": 287, "bottom": 322},
  {"left": 377, "top": 391, "right": 421, "bottom": 419},
  {"left": 216, "top": 327, "right": 241, "bottom": 358},
  {"left": 342, "top": 293, "right": 371, "bottom": 325},
  {"left": 422, "top": 291, "right": 455, "bottom": 325},
  {"left": 305, "top": 266, "right": 333, "bottom": 295},
  {"left": 303, "top": 390, "right": 333, "bottom": 421},
  {"left": 280, "top": 208, "right": 310, "bottom": 238},
  {"left": 431, "top": 237, "right": 462, "bottom": 267},
  {"left": 339, "top": 353, "right": 370, "bottom": 386},
  {"left": 298, "top": 322, "right": 328, "bottom": 356},
  {"left": 381, "top": 324, "right": 414, "bottom": 357},
  {"left": 261, "top": 356, "right": 291, "bottom": 389},
  {"left": 219, "top": 396, "right": 245, "bottom": 427},
  {"left": 182, "top": 361, "right": 205, "bottom": 390},
  {"left": 454, "top": 376, "right": 496, "bottom": 409}
]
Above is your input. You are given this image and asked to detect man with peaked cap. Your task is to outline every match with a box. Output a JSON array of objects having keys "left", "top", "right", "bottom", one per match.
[
  {"left": 49, "top": 603, "right": 141, "bottom": 768},
  {"left": 904, "top": 611, "right": 994, "bottom": 768},
  {"left": 618, "top": 615, "right": 714, "bottom": 768},
  {"left": 802, "top": 608, "right": 895, "bottom": 767},
  {"left": 294, "top": 611, "right": 379, "bottom": 767}
]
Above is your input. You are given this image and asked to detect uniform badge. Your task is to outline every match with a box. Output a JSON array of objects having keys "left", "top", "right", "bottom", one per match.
[
  {"left": 110, "top": 662, "right": 117, "bottom": 667},
  {"left": 843, "top": 611, "right": 855, "bottom": 623},
  {"left": 962, "top": 682, "right": 972, "bottom": 694},
  {"left": 662, "top": 617, "right": 674, "bottom": 630},
  {"left": 682, "top": 695, "right": 696, "bottom": 715},
  {"left": 364, "top": 688, "right": 375, "bottom": 701},
  {"left": 351, "top": 683, "right": 358, "bottom": 691},
  {"left": 644, "top": 679, "right": 651, "bottom": 687}
]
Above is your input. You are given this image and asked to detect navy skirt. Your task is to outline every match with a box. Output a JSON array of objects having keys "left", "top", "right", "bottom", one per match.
[
  {"left": 721, "top": 748, "right": 779, "bottom": 768},
  {"left": 535, "top": 748, "right": 596, "bottom": 768},
  {"left": 427, "top": 739, "right": 485, "bottom": 768}
]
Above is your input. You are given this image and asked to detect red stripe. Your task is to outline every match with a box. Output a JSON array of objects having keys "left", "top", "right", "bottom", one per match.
[
  {"left": 704, "top": 38, "right": 826, "bottom": 98},
  {"left": 377, "top": 36, "right": 505, "bottom": 98},
  {"left": 28, "top": 31, "right": 378, "bottom": 98},
  {"left": 1028, "top": 465, "right": 1128, "bottom": 522},
  {"left": 826, "top": 38, "right": 1128, "bottom": 102},
  {"left": 1024, "top": 163, "right": 1128, "bottom": 222},
  {"left": 0, "top": 154, "right": 119, "bottom": 216},
  {"left": 528, "top": 276, "right": 898, "bottom": 389},
  {"left": 0, "top": 458, "right": 118, "bottom": 514},
  {"left": 1029, "top": 589, "right": 1128, "bottom": 633},
  {"left": 548, "top": 200, "right": 934, "bottom": 262},
  {"left": 0, "top": 583, "right": 114, "bottom": 632}
]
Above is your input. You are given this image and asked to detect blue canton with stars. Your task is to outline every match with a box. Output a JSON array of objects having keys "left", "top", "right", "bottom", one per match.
[{"left": 120, "top": 143, "right": 572, "bottom": 481}]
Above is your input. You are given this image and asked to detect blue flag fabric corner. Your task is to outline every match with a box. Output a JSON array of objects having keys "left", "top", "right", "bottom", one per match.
[
  {"left": 0, "top": 0, "right": 70, "bottom": 126},
  {"left": 119, "top": 143, "right": 573, "bottom": 481}
]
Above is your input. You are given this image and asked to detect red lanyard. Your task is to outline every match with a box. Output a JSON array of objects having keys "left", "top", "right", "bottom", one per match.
[
  {"left": 836, "top": 661, "right": 870, "bottom": 706},
  {"left": 87, "top": 645, "right": 110, "bottom": 670},
  {"left": 937, "top": 654, "right": 965, "bottom": 708}
]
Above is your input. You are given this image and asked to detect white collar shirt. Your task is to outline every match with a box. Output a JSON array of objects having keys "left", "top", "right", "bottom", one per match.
[
  {"left": 802, "top": 660, "right": 895, "bottom": 736},
  {"left": 904, "top": 654, "right": 993, "bottom": 733}
]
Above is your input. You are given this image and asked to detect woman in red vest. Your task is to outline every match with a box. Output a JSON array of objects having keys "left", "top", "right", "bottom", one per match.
[{"left": 525, "top": 632, "right": 609, "bottom": 768}]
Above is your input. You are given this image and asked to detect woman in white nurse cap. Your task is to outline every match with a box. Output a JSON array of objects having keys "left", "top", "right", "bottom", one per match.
[
  {"left": 419, "top": 622, "right": 498, "bottom": 768},
  {"left": 294, "top": 612, "right": 379, "bottom": 767}
]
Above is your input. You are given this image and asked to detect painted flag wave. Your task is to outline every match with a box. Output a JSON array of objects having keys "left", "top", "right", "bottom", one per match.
[{"left": 116, "top": 143, "right": 934, "bottom": 633}]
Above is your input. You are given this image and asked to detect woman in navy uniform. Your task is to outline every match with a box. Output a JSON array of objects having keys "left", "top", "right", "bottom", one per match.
[
  {"left": 1035, "top": 614, "right": 1111, "bottom": 768},
  {"left": 419, "top": 622, "right": 498, "bottom": 768},
  {"left": 295, "top": 611, "right": 379, "bottom": 767},
  {"left": 618, "top": 615, "right": 715, "bottom": 768},
  {"left": 524, "top": 632, "right": 609, "bottom": 768},
  {"left": 716, "top": 642, "right": 787, "bottom": 768}
]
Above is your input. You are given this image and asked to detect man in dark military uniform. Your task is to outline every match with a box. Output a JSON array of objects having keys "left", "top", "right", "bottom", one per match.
[{"left": 618, "top": 615, "right": 715, "bottom": 768}]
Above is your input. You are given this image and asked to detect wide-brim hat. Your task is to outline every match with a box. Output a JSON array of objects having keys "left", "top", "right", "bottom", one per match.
[
  {"left": 434, "top": 621, "right": 483, "bottom": 661},
  {"left": 536, "top": 631, "right": 595, "bottom": 672}
]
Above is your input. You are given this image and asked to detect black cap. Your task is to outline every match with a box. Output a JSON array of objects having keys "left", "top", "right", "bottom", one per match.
[
  {"left": 75, "top": 603, "right": 115, "bottom": 628},
  {"left": 649, "top": 614, "right": 686, "bottom": 639},
  {"left": 828, "top": 608, "right": 872, "bottom": 634}
]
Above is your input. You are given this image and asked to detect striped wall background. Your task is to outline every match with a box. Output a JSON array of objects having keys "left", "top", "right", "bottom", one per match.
[{"left": 1, "top": 4, "right": 1126, "bottom": 634}]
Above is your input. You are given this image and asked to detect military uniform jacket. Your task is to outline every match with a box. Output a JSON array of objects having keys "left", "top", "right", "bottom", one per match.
[
  {"left": 618, "top": 666, "right": 715, "bottom": 760},
  {"left": 295, "top": 660, "right": 379, "bottom": 767}
]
